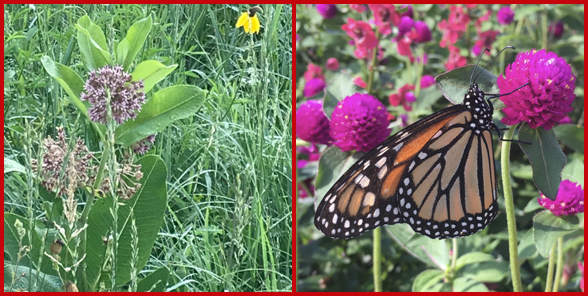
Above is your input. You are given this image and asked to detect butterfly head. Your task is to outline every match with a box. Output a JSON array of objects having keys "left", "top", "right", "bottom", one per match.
[{"left": 463, "top": 83, "right": 494, "bottom": 130}]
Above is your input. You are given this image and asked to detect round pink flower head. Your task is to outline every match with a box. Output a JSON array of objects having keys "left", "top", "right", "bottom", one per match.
[
  {"left": 303, "top": 78, "right": 326, "bottom": 98},
  {"left": 537, "top": 180, "right": 584, "bottom": 216},
  {"left": 548, "top": 21, "right": 565, "bottom": 38},
  {"left": 497, "top": 6, "right": 515, "bottom": 25},
  {"left": 326, "top": 57, "right": 339, "bottom": 71},
  {"left": 296, "top": 100, "right": 333, "bottom": 145},
  {"left": 420, "top": 75, "right": 435, "bottom": 88},
  {"left": 329, "top": 93, "right": 390, "bottom": 152},
  {"left": 497, "top": 49, "right": 576, "bottom": 130},
  {"left": 316, "top": 4, "right": 337, "bottom": 19}
]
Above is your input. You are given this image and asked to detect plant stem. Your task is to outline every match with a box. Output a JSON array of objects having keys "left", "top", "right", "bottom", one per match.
[
  {"left": 545, "top": 242, "right": 556, "bottom": 292},
  {"left": 501, "top": 125, "right": 522, "bottom": 292},
  {"left": 553, "top": 237, "right": 564, "bottom": 291},
  {"left": 366, "top": 31, "right": 381, "bottom": 94},
  {"left": 373, "top": 227, "right": 382, "bottom": 292}
]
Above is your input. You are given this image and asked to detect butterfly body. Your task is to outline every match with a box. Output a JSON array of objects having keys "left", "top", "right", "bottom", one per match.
[{"left": 315, "top": 83, "right": 499, "bottom": 239}]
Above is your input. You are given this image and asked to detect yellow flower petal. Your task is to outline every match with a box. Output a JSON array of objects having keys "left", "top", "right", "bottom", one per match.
[
  {"left": 244, "top": 17, "right": 251, "bottom": 33},
  {"left": 236, "top": 12, "right": 248, "bottom": 28},
  {"left": 251, "top": 15, "right": 260, "bottom": 34}
]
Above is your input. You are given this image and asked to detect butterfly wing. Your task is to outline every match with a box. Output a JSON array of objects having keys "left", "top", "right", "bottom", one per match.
[
  {"left": 314, "top": 105, "right": 466, "bottom": 239},
  {"left": 396, "top": 110, "right": 499, "bottom": 239}
]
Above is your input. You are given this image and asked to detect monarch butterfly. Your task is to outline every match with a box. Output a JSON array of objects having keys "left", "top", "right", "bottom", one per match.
[{"left": 314, "top": 47, "right": 528, "bottom": 239}]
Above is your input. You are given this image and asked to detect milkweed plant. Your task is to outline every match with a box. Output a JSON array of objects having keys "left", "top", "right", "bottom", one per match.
[
  {"left": 6, "top": 14, "right": 208, "bottom": 291},
  {"left": 296, "top": 4, "right": 583, "bottom": 292}
]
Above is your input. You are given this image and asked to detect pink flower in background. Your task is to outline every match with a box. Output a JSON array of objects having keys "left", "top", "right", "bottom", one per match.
[
  {"left": 296, "top": 100, "right": 333, "bottom": 144},
  {"left": 421, "top": 75, "right": 435, "bottom": 88},
  {"left": 472, "top": 30, "right": 500, "bottom": 56},
  {"left": 353, "top": 76, "right": 367, "bottom": 88},
  {"left": 397, "top": 16, "right": 415, "bottom": 39},
  {"left": 303, "top": 78, "right": 326, "bottom": 98},
  {"left": 368, "top": 4, "right": 401, "bottom": 35},
  {"left": 445, "top": 45, "right": 467, "bottom": 70},
  {"left": 341, "top": 18, "right": 378, "bottom": 59},
  {"left": 400, "top": 4, "right": 413, "bottom": 18},
  {"left": 326, "top": 57, "right": 339, "bottom": 71},
  {"left": 349, "top": 4, "right": 366, "bottom": 13},
  {"left": 304, "top": 63, "right": 325, "bottom": 82},
  {"left": 549, "top": 21, "right": 565, "bottom": 38},
  {"left": 389, "top": 84, "right": 416, "bottom": 111},
  {"left": 497, "top": 6, "right": 515, "bottom": 25},
  {"left": 316, "top": 4, "right": 337, "bottom": 19},
  {"left": 397, "top": 36, "right": 413, "bottom": 61},
  {"left": 411, "top": 21, "right": 432, "bottom": 43},
  {"left": 438, "top": 5, "right": 470, "bottom": 48}
]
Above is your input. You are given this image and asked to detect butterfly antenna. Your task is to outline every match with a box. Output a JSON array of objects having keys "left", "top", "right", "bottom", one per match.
[
  {"left": 472, "top": 46, "right": 515, "bottom": 84},
  {"left": 486, "top": 82, "right": 530, "bottom": 100},
  {"left": 469, "top": 48, "right": 490, "bottom": 85}
]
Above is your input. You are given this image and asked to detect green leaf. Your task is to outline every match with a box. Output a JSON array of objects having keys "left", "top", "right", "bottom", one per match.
[
  {"left": 75, "top": 15, "right": 111, "bottom": 70},
  {"left": 137, "top": 266, "right": 169, "bottom": 292},
  {"left": 553, "top": 124, "right": 584, "bottom": 153},
  {"left": 455, "top": 252, "right": 495, "bottom": 271},
  {"left": 131, "top": 60, "right": 178, "bottom": 94},
  {"left": 518, "top": 229, "right": 537, "bottom": 263},
  {"left": 114, "top": 85, "right": 207, "bottom": 146},
  {"left": 4, "top": 157, "right": 26, "bottom": 174},
  {"left": 116, "top": 15, "right": 153, "bottom": 70},
  {"left": 412, "top": 269, "right": 444, "bottom": 292},
  {"left": 435, "top": 65, "right": 499, "bottom": 105},
  {"left": 40, "top": 56, "right": 88, "bottom": 117},
  {"left": 414, "top": 85, "right": 442, "bottom": 115},
  {"left": 5, "top": 263, "right": 62, "bottom": 292},
  {"left": 314, "top": 146, "right": 363, "bottom": 207},
  {"left": 461, "top": 261, "right": 509, "bottom": 283},
  {"left": 562, "top": 154, "right": 584, "bottom": 186},
  {"left": 533, "top": 211, "right": 579, "bottom": 257},
  {"left": 85, "top": 155, "right": 168, "bottom": 288},
  {"left": 453, "top": 277, "right": 489, "bottom": 292},
  {"left": 518, "top": 124, "right": 566, "bottom": 199}
]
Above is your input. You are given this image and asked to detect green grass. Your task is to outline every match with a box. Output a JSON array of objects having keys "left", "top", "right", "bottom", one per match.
[{"left": 4, "top": 4, "right": 292, "bottom": 292}]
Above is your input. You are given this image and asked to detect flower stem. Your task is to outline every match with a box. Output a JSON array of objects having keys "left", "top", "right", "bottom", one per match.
[
  {"left": 501, "top": 125, "right": 522, "bottom": 292},
  {"left": 553, "top": 237, "right": 564, "bottom": 291},
  {"left": 366, "top": 31, "right": 381, "bottom": 94},
  {"left": 545, "top": 242, "right": 556, "bottom": 291},
  {"left": 373, "top": 227, "right": 382, "bottom": 292}
]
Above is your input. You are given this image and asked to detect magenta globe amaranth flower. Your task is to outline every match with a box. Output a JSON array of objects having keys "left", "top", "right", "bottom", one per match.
[
  {"left": 549, "top": 21, "right": 564, "bottom": 38},
  {"left": 497, "top": 7, "right": 514, "bottom": 25},
  {"left": 330, "top": 93, "right": 390, "bottom": 152},
  {"left": 80, "top": 65, "right": 145, "bottom": 125},
  {"left": 538, "top": 180, "right": 584, "bottom": 216},
  {"left": 497, "top": 49, "right": 576, "bottom": 130},
  {"left": 317, "top": 4, "right": 337, "bottom": 19},
  {"left": 412, "top": 21, "right": 432, "bottom": 43},
  {"left": 420, "top": 75, "right": 435, "bottom": 88},
  {"left": 296, "top": 100, "right": 333, "bottom": 145},
  {"left": 303, "top": 78, "right": 326, "bottom": 98}
]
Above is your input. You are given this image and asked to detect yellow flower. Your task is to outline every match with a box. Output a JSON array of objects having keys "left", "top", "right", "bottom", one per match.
[{"left": 236, "top": 6, "right": 262, "bottom": 34}]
